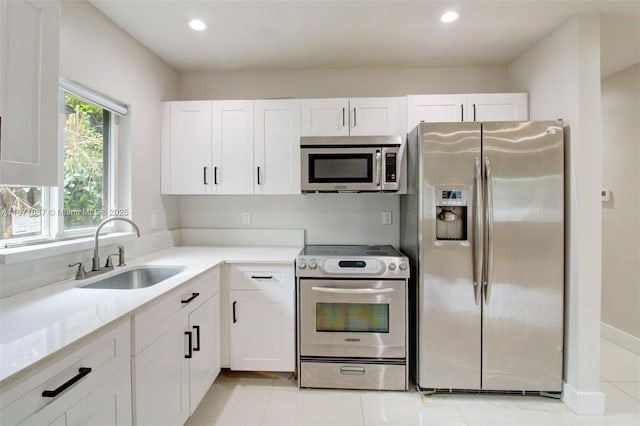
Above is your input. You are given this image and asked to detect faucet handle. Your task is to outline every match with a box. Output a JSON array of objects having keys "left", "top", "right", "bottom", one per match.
[
  {"left": 68, "top": 262, "right": 86, "bottom": 280},
  {"left": 105, "top": 254, "right": 119, "bottom": 268}
]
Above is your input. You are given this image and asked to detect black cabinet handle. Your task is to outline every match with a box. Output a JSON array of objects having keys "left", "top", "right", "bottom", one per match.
[
  {"left": 181, "top": 292, "right": 200, "bottom": 304},
  {"left": 214, "top": 166, "right": 218, "bottom": 185},
  {"left": 460, "top": 104, "right": 464, "bottom": 121},
  {"left": 203, "top": 167, "right": 208, "bottom": 185},
  {"left": 251, "top": 275, "right": 273, "bottom": 280},
  {"left": 42, "top": 367, "right": 92, "bottom": 398},
  {"left": 232, "top": 301, "right": 237, "bottom": 323},
  {"left": 193, "top": 325, "right": 201, "bottom": 351},
  {"left": 185, "top": 331, "right": 193, "bottom": 358},
  {"left": 257, "top": 166, "right": 261, "bottom": 185},
  {"left": 473, "top": 104, "right": 477, "bottom": 122},
  {"left": 353, "top": 108, "right": 357, "bottom": 127}
]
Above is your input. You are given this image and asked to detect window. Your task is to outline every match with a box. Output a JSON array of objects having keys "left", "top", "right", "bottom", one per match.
[{"left": 0, "top": 81, "right": 126, "bottom": 247}]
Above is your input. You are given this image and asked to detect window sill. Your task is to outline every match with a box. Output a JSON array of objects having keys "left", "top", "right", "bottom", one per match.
[{"left": 0, "top": 233, "right": 138, "bottom": 265}]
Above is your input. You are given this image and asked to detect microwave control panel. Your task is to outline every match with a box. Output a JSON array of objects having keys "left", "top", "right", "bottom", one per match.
[{"left": 385, "top": 152, "right": 397, "bottom": 183}]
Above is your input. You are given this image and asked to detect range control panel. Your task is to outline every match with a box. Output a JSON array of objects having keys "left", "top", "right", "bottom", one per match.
[{"left": 296, "top": 256, "right": 409, "bottom": 278}]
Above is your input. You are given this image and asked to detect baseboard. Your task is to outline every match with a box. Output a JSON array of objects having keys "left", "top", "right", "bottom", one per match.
[
  {"left": 562, "top": 382, "right": 605, "bottom": 415},
  {"left": 601, "top": 322, "right": 640, "bottom": 355}
]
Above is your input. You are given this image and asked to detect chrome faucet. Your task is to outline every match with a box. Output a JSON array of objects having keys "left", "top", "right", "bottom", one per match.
[{"left": 92, "top": 217, "right": 141, "bottom": 271}]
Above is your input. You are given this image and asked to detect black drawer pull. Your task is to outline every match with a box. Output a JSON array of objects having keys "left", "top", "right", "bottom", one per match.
[
  {"left": 232, "top": 301, "right": 237, "bottom": 323},
  {"left": 185, "top": 331, "right": 193, "bottom": 359},
  {"left": 251, "top": 275, "right": 273, "bottom": 280},
  {"left": 193, "top": 325, "right": 201, "bottom": 351},
  {"left": 181, "top": 292, "right": 200, "bottom": 304},
  {"left": 42, "top": 367, "right": 92, "bottom": 398}
]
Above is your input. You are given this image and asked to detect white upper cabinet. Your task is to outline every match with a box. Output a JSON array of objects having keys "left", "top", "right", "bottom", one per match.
[
  {"left": 465, "top": 93, "right": 529, "bottom": 122},
  {"left": 301, "top": 97, "right": 399, "bottom": 136},
  {"left": 406, "top": 94, "right": 467, "bottom": 126},
  {"left": 0, "top": 0, "right": 60, "bottom": 186},
  {"left": 407, "top": 93, "right": 528, "bottom": 131},
  {"left": 161, "top": 100, "right": 253, "bottom": 195},
  {"left": 254, "top": 99, "right": 301, "bottom": 195},
  {"left": 162, "top": 101, "right": 212, "bottom": 194},
  {"left": 212, "top": 100, "right": 254, "bottom": 194},
  {"left": 300, "top": 98, "right": 349, "bottom": 136}
]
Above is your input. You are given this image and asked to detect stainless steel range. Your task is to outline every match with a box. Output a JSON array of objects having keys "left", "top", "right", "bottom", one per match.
[{"left": 296, "top": 245, "right": 409, "bottom": 391}]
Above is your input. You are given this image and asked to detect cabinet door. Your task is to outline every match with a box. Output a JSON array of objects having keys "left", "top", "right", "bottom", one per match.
[
  {"left": 188, "top": 293, "right": 220, "bottom": 412},
  {"left": 349, "top": 97, "right": 398, "bottom": 136},
  {"left": 465, "top": 93, "right": 529, "bottom": 122},
  {"left": 212, "top": 100, "right": 254, "bottom": 194},
  {"left": 0, "top": 0, "right": 60, "bottom": 186},
  {"left": 229, "top": 289, "right": 295, "bottom": 372},
  {"left": 406, "top": 95, "right": 467, "bottom": 130},
  {"left": 254, "top": 99, "right": 301, "bottom": 195},
  {"left": 301, "top": 98, "right": 349, "bottom": 136},
  {"left": 134, "top": 319, "right": 189, "bottom": 426},
  {"left": 162, "top": 101, "right": 212, "bottom": 194}
]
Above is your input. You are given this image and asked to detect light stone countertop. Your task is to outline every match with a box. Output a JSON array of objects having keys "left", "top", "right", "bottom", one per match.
[{"left": 0, "top": 245, "right": 302, "bottom": 389}]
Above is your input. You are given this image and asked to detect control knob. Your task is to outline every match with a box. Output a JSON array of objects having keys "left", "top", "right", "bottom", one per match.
[
  {"left": 388, "top": 263, "right": 397, "bottom": 271},
  {"left": 399, "top": 263, "right": 408, "bottom": 271},
  {"left": 298, "top": 260, "right": 307, "bottom": 269},
  {"left": 309, "top": 261, "right": 318, "bottom": 270}
]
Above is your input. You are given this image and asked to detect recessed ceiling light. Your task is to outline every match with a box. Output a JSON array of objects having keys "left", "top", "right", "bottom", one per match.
[
  {"left": 440, "top": 11, "right": 459, "bottom": 23},
  {"left": 188, "top": 19, "right": 206, "bottom": 31}
]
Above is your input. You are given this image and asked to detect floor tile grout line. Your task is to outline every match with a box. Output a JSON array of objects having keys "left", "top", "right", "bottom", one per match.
[{"left": 609, "top": 381, "right": 640, "bottom": 403}]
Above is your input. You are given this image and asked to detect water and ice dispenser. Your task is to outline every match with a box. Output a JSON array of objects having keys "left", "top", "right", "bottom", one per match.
[{"left": 435, "top": 188, "right": 469, "bottom": 241}]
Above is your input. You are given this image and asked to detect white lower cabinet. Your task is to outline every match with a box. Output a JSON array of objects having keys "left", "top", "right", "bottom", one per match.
[
  {"left": 228, "top": 264, "right": 295, "bottom": 372},
  {"left": 0, "top": 321, "right": 132, "bottom": 426},
  {"left": 132, "top": 268, "right": 221, "bottom": 426}
]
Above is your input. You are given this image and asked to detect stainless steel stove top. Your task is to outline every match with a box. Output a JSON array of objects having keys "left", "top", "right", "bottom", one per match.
[{"left": 296, "top": 244, "right": 409, "bottom": 278}]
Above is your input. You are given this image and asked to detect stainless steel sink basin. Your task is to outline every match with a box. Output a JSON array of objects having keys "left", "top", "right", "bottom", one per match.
[{"left": 80, "top": 266, "right": 185, "bottom": 290}]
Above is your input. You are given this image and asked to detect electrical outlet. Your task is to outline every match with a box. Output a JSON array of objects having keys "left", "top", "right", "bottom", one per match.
[
  {"left": 382, "top": 211, "right": 392, "bottom": 225},
  {"left": 242, "top": 212, "right": 251, "bottom": 225}
]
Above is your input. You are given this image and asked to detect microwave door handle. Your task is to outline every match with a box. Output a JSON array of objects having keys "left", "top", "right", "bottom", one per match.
[
  {"left": 375, "top": 150, "right": 382, "bottom": 187},
  {"left": 311, "top": 286, "right": 394, "bottom": 295}
]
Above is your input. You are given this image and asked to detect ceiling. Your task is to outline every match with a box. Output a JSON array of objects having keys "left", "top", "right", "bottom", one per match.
[{"left": 90, "top": 0, "right": 640, "bottom": 78}]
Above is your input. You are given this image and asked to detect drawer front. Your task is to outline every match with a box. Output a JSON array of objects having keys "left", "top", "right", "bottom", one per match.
[
  {"left": 229, "top": 264, "right": 293, "bottom": 291},
  {"left": 300, "top": 361, "right": 406, "bottom": 391},
  {"left": 133, "top": 270, "right": 218, "bottom": 355},
  {"left": 0, "top": 321, "right": 130, "bottom": 426}
]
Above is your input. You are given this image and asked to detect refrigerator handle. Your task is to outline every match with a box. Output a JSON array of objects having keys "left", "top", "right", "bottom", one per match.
[
  {"left": 484, "top": 156, "right": 494, "bottom": 304},
  {"left": 473, "top": 157, "right": 483, "bottom": 305}
]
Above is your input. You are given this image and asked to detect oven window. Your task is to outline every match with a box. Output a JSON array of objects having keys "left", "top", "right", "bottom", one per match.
[
  {"left": 309, "top": 154, "right": 372, "bottom": 183},
  {"left": 316, "top": 303, "right": 389, "bottom": 333}
]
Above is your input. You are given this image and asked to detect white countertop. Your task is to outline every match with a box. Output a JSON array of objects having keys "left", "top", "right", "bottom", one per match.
[{"left": 0, "top": 245, "right": 301, "bottom": 389}]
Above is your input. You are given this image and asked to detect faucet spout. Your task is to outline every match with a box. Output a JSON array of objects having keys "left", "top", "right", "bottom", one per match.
[{"left": 92, "top": 217, "right": 141, "bottom": 271}]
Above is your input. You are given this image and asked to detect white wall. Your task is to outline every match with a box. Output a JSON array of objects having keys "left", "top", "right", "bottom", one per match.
[
  {"left": 508, "top": 15, "right": 604, "bottom": 415},
  {"left": 178, "top": 66, "right": 509, "bottom": 244},
  {"left": 601, "top": 64, "right": 640, "bottom": 342},
  {"left": 180, "top": 66, "right": 509, "bottom": 100},
  {"left": 60, "top": 1, "right": 180, "bottom": 235}
]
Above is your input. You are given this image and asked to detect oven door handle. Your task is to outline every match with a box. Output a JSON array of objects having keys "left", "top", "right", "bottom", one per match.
[{"left": 311, "top": 286, "right": 394, "bottom": 295}]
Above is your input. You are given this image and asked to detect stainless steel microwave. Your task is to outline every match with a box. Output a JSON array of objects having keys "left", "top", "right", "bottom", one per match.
[{"left": 300, "top": 135, "right": 405, "bottom": 192}]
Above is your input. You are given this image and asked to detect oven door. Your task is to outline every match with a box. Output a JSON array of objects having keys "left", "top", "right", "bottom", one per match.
[
  {"left": 299, "top": 279, "right": 406, "bottom": 358},
  {"left": 301, "top": 147, "right": 381, "bottom": 192}
]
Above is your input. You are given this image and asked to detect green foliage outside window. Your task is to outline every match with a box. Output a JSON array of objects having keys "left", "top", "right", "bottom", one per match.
[{"left": 63, "top": 93, "right": 107, "bottom": 229}]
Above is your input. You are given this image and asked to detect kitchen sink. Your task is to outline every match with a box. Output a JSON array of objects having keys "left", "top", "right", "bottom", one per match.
[{"left": 80, "top": 266, "right": 185, "bottom": 290}]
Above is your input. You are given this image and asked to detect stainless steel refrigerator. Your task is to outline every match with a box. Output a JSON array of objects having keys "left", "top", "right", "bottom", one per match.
[{"left": 400, "top": 121, "right": 564, "bottom": 393}]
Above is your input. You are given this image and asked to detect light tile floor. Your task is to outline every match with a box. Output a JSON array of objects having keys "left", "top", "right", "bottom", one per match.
[{"left": 187, "top": 339, "right": 640, "bottom": 426}]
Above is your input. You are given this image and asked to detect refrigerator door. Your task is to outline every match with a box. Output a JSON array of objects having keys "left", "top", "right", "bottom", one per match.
[
  {"left": 481, "top": 121, "right": 564, "bottom": 391},
  {"left": 417, "top": 122, "right": 482, "bottom": 389}
]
